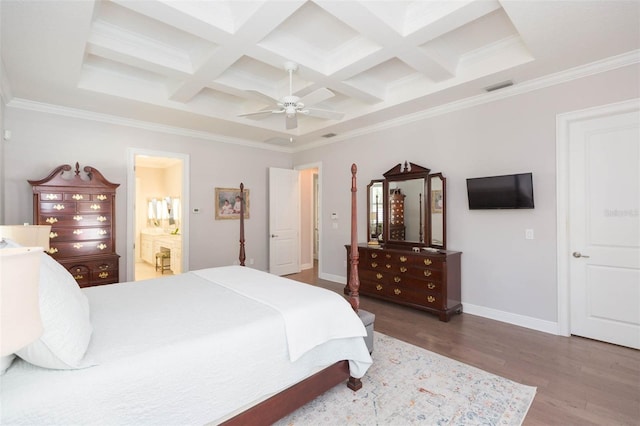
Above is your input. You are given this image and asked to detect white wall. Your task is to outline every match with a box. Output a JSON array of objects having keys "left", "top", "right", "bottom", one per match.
[
  {"left": 2, "top": 108, "right": 292, "bottom": 276},
  {"left": 293, "top": 64, "right": 640, "bottom": 327}
]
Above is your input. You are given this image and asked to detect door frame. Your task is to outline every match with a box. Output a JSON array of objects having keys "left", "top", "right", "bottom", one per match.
[
  {"left": 295, "top": 161, "right": 322, "bottom": 275},
  {"left": 555, "top": 98, "right": 639, "bottom": 336},
  {"left": 126, "top": 148, "right": 190, "bottom": 281}
]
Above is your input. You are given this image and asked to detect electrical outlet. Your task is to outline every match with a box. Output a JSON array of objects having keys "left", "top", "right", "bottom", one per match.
[{"left": 525, "top": 229, "right": 534, "bottom": 240}]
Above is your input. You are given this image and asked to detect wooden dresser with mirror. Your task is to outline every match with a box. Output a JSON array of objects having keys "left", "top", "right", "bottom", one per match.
[
  {"left": 29, "top": 162, "right": 120, "bottom": 288},
  {"left": 346, "top": 162, "right": 462, "bottom": 322}
]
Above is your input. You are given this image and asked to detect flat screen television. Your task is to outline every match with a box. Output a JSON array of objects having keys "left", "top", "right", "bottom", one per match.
[{"left": 466, "top": 173, "right": 534, "bottom": 209}]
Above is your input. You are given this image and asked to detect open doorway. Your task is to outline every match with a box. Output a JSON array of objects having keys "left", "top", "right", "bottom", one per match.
[
  {"left": 126, "top": 149, "right": 189, "bottom": 282},
  {"left": 296, "top": 163, "right": 321, "bottom": 276}
]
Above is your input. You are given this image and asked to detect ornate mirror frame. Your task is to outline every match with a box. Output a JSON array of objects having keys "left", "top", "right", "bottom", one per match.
[
  {"left": 368, "top": 161, "right": 447, "bottom": 249},
  {"left": 366, "top": 179, "right": 384, "bottom": 241}
]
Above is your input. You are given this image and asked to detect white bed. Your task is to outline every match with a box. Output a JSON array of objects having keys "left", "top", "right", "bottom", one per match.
[{"left": 0, "top": 265, "right": 372, "bottom": 424}]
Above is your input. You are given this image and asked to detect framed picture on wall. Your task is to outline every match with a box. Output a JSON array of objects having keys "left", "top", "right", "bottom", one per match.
[{"left": 215, "top": 187, "right": 250, "bottom": 220}]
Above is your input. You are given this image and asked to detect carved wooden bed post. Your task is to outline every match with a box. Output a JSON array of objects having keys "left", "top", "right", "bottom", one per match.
[
  {"left": 348, "top": 164, "right": 360, "bottom": 313},
  {"left": 239, "top": 182, "right": 246, "bottom": 266},
  {"left": 346, "top": 163, "right": 363, "bottom": 391}
]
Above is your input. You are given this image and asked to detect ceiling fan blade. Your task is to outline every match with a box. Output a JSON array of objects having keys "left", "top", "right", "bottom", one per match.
[
  {"left": 285, "top": 114, "right": 298, "bottom": 130},
  {"left": 298, "top": 88, "right": 334, "bottom": 107},
  {"left": 238, "top": 110, "right": 278, "bottom": 119},
  {"left": 303, "top": 107, "right": 344, "bottom": 120},
  {"left": 245, "top": 90, "right": 279, "bottom": 105}
]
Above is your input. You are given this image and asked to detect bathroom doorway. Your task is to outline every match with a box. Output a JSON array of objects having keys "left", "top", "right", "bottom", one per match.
[{"left": 126, "top": 149, "right": 189, "bottom": 281}]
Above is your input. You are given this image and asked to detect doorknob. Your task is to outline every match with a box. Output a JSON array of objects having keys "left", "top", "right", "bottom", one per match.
[
  {"left": 572, "top": 251, "right": 590, "bottom": 258},
  {"left": 271, "top": 234, "right": 278, "bottom": 238}
]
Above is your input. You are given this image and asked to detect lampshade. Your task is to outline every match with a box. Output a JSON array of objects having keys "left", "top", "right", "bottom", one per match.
[
  {"left": 0, "top": 225, "right": 51, "bottom": 251},
  {"left": 0, "top": 247, "right": 44, "bottom": 356}
]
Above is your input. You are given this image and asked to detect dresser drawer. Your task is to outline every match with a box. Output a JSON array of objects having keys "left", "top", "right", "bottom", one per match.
[
  {"left": 48, "top": 227, "right": 111, "bottom": 242},
  {"left": 77, "top": 201, "right": 112, "bottom": 213},
  {"left": 39, "top": 192, "right": 63, "bottom": 201},
  {"left": 39, "top": 213, "right": 112, "bottom": 227},
  {"left": 48, "top": 240, "right": 113, "bottom": 257},
  {"left": 67, "top": 264, "right": 90, "bottom": 285},
  {"left": 39, "top": 202, "right": 76, "bottom": 213},
  {"left": 62, "top": 193, "right": 91, "bottom": 201}
]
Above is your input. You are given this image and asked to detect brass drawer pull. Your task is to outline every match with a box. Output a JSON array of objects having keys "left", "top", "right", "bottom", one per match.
[
  {"left": 49, "top": 232, "right": 58, "bottom": 239},
  {"left": 45, "top": 217, "right": 58, "bottom": 224},
  {"left": 73, "top": 229, "right": 83, "bottom": 235},
  {"left": 394, "top": 288, "right": 401, "bottom": 295},
  {"left": 72, "top": 194, "right": 84, "bottom": 200},
  {"left": 371, "top": 253, "right": 378, "bottom": 258},
  {"left": 400, "top": 256, "right": 407, "bottom": 262},
  {"left": 74, "top": 275, "right": 84, "bottom": 280},
  {"left": 394, "top": 276, "right": 401, "bottom": 283},
  {"left": 386, "top": 264, "right": 391, "bottom": 269},
  {"left": 44, "top": 194, "right": 59, "bottom": 200},
  {"left": 97, "top": 216, "right": 107, "bottom": 222},
  {"left": 424, "top": 259, "right": 432, "bottom": 266},
  {"left": 90, "top": 204, "right": 100, "bottom": 210},
  {"left": 400, "top": 266, "right": 407, "bottom": 273},
  {"left": 53, "top": 204, "right": 65, "bottom": 210},
  {"left": 371, "top": 262, "right": 378, "bottom": 268},
  {"left": 98, "top": 264, "right": 110, "bottom": 270},
  {"left": 385, "top": 254, "right": 391, "bottom": 259},
  {"left": 98, "top": 272, "right": 109, "bottom": 279},
  {"left": 73, "top": 243, "right": 83, "bottom": 249},
  {"left": 427, "top": 295, "right": 436, "bottom": 303},
  {"left": 48, "top": 247, "right": 58, "bottom": 254},
  {"left": 427, "top": 282, "right": 436, "bottom": 290},
  {"left": 424, "top": 270, "right": 432, "bottom": 277},
  {"left": 376, "top": 273, "right": 383, "bottom": 279},
  {"left": 97, "top": 243, "right": 107, "bottom": 250},
  {"left": 73, "top": 215, "right": 83, "bottom": 221},
  {"left": 376, "top": 284, "right": 383, "bottom": 291},
  {"left": 96, "top": 194, "right": 107, "bottom": 201},
  {"left": 98, "top": 229, "right": 107, "bottom": 235}
]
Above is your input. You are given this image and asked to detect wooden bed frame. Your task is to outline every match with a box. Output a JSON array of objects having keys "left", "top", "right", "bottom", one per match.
[{"left": 222, "top": 164, "right": 362, "bottom": 425}]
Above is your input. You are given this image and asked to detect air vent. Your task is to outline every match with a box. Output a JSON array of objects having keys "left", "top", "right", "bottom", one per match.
[
  {"left": 322, "top": 133, "right": 337, "bottom": 138},
  {"left": 484, "top": 80, "right": 514, "bottom": 92}
]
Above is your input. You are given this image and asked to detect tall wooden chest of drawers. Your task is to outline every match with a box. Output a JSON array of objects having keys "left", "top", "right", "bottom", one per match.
[
  {"left": 29, "top": 163, "right": 120, "bottom": 288},
  {"left": 346, "top": 244, "right": 462, "bottom": 322}
]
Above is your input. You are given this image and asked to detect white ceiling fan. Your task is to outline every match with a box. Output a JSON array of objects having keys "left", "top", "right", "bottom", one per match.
[{"left": 238, "top": 62, "right": 344, "bottom": 130}]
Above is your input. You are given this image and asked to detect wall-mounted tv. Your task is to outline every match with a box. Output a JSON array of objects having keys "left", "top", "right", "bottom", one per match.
[{"left": 466, "top": 173, "right": 534, "bottom": 210}]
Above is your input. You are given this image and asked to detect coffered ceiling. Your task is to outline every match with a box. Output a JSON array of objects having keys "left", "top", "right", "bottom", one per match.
[{"left": 2, "top": 1, "right": 639, "bottom": 150}]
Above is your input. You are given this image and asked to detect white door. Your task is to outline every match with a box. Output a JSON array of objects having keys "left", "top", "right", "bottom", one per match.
[
  {"left": 569, "top": 107, "right": 640, "bottom": 349},
  {"left": 269, "top": 167, "right": 300, "bottom": 275}
]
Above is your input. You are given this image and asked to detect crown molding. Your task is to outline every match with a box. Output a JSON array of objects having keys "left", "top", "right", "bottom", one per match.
[
  {"left": 296, "top": 49, "right": 640, "bottom": 152},
  {"left": 5, "top": 98, "right": 294, "bottom": 153},
  {"left": 5, "top": 50, "right": 638, "bottom": 154}
]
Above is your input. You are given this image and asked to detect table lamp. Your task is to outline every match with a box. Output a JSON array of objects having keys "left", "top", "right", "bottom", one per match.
[{"left": 0, "top": 225, "right": 50, "bottom": 358}]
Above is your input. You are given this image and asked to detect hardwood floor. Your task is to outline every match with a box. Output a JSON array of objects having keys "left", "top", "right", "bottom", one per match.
[{"left": 287, "top": 264, "right": 640, "bottom": 425}]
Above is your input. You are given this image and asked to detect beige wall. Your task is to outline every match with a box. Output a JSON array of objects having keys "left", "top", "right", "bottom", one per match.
[
  {"left": 293, "top": 63, "right": 640, "bottom": 327},
  {"left": 2, "top": 62, "right": 638, "bottom": 332}
]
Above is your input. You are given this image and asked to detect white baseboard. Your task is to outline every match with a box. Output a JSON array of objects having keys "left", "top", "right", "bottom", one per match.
[
  {"left": 462, "top": 303, "right": 560, "bottom": 335},
  {"left": 320, "top": 272, "right": 346, "bottom": 284}
]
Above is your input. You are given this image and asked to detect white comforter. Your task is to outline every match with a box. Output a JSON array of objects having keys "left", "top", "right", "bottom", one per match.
[{"left": 0, "top": 266, "right": 372, "bottom": 425}]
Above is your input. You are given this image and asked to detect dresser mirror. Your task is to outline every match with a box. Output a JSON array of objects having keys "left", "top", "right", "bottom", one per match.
[
  {"left": 428, "top": 173, "right": 446, "bottom": 248},
  {"left": 367, "top": 180, "right": 384, "bottom": 240},
  {"left": 368, "top": 162, "right": 446, "bottom": 249}
]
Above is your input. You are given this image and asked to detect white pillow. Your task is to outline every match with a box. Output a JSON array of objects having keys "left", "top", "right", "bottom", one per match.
[
  {"left": 0, "top": 354, "right": 16, "bottom": 375},
  {"left": 16, "top": 252, "right": 94, "bottom": 369}
]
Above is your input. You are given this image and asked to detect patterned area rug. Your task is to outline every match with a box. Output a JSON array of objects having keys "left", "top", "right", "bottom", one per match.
[{"left": 276, "top": 332, "right": 536, "bottom": 425}]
